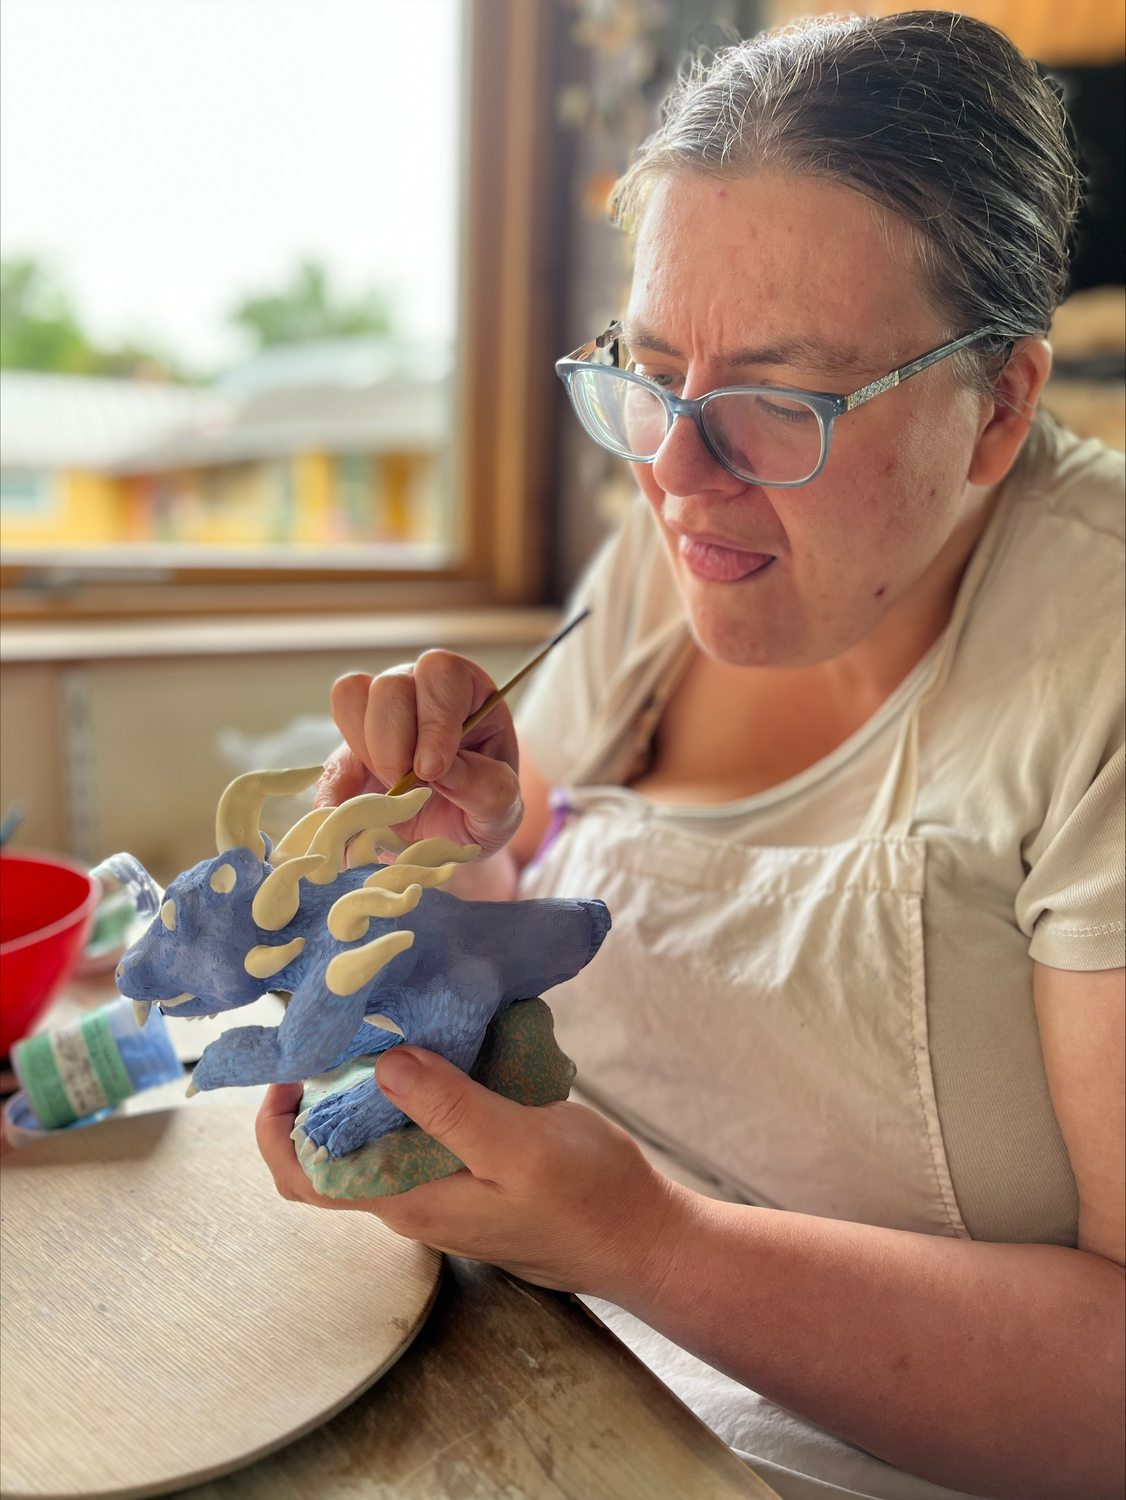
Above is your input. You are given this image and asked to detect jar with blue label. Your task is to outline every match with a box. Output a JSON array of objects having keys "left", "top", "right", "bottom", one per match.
[{"left": 11, "top": 997, "right": 183, "bottom": 1131}]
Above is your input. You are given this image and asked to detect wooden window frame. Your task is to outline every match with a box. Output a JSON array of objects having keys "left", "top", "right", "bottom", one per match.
[{"left": 0, "top": 0, "right": 562, "bottom": 621}]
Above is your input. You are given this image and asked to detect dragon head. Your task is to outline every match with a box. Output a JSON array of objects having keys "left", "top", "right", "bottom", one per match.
[{"left": 116, "top": 766, "right": 435, "bottom": 1022}]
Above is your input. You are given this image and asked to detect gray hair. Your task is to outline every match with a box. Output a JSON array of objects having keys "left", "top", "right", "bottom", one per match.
[{"left": 612, "top": 10, "right": 1080, "bottom": 384}]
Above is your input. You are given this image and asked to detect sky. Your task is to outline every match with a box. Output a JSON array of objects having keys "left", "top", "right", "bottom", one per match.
[{"left": 0, "top": 0, "right": 463, "bottom": 370}]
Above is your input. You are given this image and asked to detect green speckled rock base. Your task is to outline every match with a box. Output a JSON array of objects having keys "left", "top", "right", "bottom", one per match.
[{"left": 299, "top": 998, "right": 575, "bottom": 1199}]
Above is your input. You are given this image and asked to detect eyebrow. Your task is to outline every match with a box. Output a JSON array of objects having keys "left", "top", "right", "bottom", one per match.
[{"left": 623, "top": 323, "right": 867, "bottom": 377}]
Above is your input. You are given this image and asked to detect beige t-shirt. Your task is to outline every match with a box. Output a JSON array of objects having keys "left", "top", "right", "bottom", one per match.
[{"left": 518, "top": 415, "right": 1124, "bottom": 1246}]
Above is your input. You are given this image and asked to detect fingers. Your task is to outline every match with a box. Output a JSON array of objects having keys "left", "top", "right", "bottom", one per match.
[
  {"left": 413, "top": 652, "right": 494, "bottom": 782},
  {"left": 363, "top": 667, "right": 423, "bottom": 787},
  {"left": 330, "top": 653, "right": 521, "bottom": 849},
  {"left": 360, "top": 653, "right": 517, "bottom": 786},
  {"left": 375, "top": 1046, "right": 526, "bottom": 1179},
  {"left": 315, "top": 744, "right": 381, "bottom": 808},
  {"left": 254, "top": 1083, "right": 354, "bottom": 1211},
  {"left": 255, "top": 1083, "right": 312, "bottom": 1202},
  {"left": 430, "top": 750, "right": 524, "bottom": 848},
  {"left": 331, "top": 674, "right": 376, "bottom": 771}
]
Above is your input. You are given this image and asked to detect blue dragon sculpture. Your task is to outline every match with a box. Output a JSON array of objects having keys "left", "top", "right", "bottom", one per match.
[{"left": 115, "top": 767, "right": 609, "bottom": 1162}]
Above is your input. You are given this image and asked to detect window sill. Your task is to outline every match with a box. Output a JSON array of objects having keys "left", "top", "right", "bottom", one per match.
[{"left": 0, "top": 607, "right": 560, "bottom": 664}]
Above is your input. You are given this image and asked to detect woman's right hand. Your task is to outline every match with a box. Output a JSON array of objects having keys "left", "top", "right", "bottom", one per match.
[{"left": 315, "top": 651, "right": 524, "bottom": 857}]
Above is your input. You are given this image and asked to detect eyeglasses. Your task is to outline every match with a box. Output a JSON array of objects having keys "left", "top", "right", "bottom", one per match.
[{"left": 555, "top": 322, "right": 994, "bottom": 488}]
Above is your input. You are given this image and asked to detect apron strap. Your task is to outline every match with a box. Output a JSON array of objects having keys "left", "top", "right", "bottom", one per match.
[{"left": 860, "top": 487, "right": 1016, "bottom": 840}]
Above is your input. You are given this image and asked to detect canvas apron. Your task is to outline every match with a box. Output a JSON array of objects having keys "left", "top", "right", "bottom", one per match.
[{"left": 520, "top": 501, "right": 1012, "bottom": 1237}]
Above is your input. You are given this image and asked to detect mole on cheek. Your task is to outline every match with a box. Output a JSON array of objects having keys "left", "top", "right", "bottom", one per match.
[{"left": 874, "top": 586, "right": 887, "bottom": 599}]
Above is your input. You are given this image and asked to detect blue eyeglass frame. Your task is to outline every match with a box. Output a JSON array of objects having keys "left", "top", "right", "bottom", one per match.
[{"left": 555, "top": 320, "right": 995, "bottom": 488}]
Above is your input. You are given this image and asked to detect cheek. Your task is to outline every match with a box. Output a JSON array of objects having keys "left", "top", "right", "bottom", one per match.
[{"left": 632, "top": 460, "right": 663, "bottom": 510}]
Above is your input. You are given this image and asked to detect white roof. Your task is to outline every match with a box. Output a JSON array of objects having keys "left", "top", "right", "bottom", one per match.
[
  {"left": 0, "top": 371, "right": 214, "bottom": 470},
  {"left": 0, "top": 337, "right": 452, "bottom": 473}
]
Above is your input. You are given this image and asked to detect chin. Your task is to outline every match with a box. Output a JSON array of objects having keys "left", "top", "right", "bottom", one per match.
[{"left": 686, "top": 597, "right": 802, "bottom": 668}]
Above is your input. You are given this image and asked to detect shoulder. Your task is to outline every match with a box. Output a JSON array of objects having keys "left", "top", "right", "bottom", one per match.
[
  {"left": 1011, "top": 412, "right": 1125, "bottom": 545},
  {"left": 950, "top": 416, "right": 1123, "bottom": 784},
  {"left": 982, "top": 417, "right": 1124, "bottom": 651}
]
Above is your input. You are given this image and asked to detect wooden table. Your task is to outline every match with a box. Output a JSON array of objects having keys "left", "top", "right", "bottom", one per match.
[
  {"left": 5, "top": 978, "right": 778, "bottom": 1500},
  {"left": 168, "top": 1258, "right": 777, "bottom": 1500}
]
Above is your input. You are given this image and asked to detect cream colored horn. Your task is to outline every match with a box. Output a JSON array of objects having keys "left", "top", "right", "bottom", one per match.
[
  {"left": 252, "top": 855, "right": 326, "bottom": 931},
  {"left": 325, "top": 930, "right": 414, "bottom": 997},
  {"left": 216, "top": 767, "right": 324, "bottom": 861},
  {"left": 327, "top": 884, "right": 422, "bottom": 942},
  {"left": 363, "top": 862, "right": 458, "bottom": 895},
  {"left": 394, "top": 837, "right": 480, "bottom": 867},
  {"left": 270, "top": 807, "right": 333, "bottom": 866},
  {"left": 345, "top": 824, "right": 409, "bottom": 866},
  {"left": 304, "top": 788, "right": 431, "bottom": 885},
  {"left": 244, "top": 937, "right": 305, "bottom": 980}
]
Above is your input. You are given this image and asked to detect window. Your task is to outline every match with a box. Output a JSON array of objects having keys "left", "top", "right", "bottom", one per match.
[
  {"left": 0, "top": 0, "right": 561, "bottom": 615},
  {"left": 0, "top": 470, "right": 56, "bottom": 520}
]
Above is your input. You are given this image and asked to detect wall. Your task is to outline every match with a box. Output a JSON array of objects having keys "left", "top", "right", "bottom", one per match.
[{"left": 0, "top": 631, "right": 541, "bottom": 886}]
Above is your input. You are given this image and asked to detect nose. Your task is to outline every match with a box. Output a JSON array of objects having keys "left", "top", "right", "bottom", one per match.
[{"left": 650, "top": 410, "right": 743, "bottom": 500}]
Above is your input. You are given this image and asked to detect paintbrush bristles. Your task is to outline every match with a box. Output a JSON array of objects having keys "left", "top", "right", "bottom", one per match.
[{"left": 385, "top": 609, "right": 590, "bottom": 798}]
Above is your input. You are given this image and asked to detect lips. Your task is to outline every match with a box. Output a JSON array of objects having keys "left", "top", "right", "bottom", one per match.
[{"left": 677, "top": 532, "right": 775, "bottom": 583}]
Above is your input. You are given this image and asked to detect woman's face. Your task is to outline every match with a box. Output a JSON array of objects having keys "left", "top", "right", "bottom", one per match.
[{"left": 626, "top": 172, "right": 997, "bottom": 668}]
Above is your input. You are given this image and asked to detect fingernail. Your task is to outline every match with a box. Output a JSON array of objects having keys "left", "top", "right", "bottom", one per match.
[
  {"left": 417, "top": 752, "right": 442, "bottom": 780},
  {"left": 377, "top": 1048, "right": 419, "bottom": 1095}
]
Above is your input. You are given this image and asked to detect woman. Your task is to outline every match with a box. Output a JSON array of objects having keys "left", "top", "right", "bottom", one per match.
[{"left": 257, "top": 13, "right": 1124, "bottom": 1498}]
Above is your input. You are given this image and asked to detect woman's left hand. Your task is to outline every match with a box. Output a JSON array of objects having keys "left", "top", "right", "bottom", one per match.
[{"left": 255, "top": 1048, "right": 682, "bottom": 1297}]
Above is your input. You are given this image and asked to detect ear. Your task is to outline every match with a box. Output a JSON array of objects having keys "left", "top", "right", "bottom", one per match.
[{"left": 967, "top": 337, "right": 1053, "bottom": 488}]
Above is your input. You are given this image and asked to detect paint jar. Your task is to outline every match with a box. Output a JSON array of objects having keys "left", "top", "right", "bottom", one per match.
[{"left": 11, "top": 997, "right": 182, "bottom": 1131}]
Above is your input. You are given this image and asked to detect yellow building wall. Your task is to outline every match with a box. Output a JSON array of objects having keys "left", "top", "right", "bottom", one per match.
[
  {"left": 0, "top": 470, "right": 129, "bottom": 547},
  {"left": 2, "top": 450, "right": 444, "bottom": 549},
  {"left": 293, "top": 452, "right": 335, "bottom": 544}
]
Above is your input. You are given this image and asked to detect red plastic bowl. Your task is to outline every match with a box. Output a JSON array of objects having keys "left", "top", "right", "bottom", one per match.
[{"left": 0, "top": 851, "right": 99, "bottom": 1058}]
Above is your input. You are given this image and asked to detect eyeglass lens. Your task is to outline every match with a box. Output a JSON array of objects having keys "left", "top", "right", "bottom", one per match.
[{"left": 569, "top": 367, "right": 825, "bottom": 484}]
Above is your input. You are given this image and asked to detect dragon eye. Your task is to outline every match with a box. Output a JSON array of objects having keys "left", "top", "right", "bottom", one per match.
[
  {"left": 160, "top": 900, "right": 177, "bottom": 931},
  {"left": 210, "top": 864, "right": 237, "bottom": 893}
]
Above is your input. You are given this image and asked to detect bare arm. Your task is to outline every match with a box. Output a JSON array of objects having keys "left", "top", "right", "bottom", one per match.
[
  {"left": 295, "top": 653, "right": 1124, "bottom": 1493},
  {"left": 261, "top": 963, "right": 1124, "bottom": 1499},
  {"left": 614, "top": 963, "right": 1124, "bottom": 1498}
]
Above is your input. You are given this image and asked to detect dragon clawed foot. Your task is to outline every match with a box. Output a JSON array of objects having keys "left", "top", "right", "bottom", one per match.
[{"left": 297, "top": 1074, "right": 410, "bottom": 1160}]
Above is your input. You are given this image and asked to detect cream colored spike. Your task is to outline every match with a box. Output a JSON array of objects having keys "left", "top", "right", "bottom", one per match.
[
  {"left": 326, "top": 930, "right": 414, "bottom": 997},
  {"left": 395, "top": 837, "right": 480, "bottom": 867},
  {"left": 345, "top": 824, "right": 409, "bottom": 866},
  {"left": 327, "top": 883, "right": 422, "bottom": 942},
  {"left": 269, "top": 807, "right": 333, "bottom": 866},
  {"left": 304, "top": 788, "right": 432, "bottom": 884},
  {"left": 365, "top": 1014, "right": 404, "bottom": 1035},
  {"left": 244, "top": 937, "right": 305, "bottom": 980},
  {"left": 215, "top": 766, "right": 323, "bottom": 861},
  {"left": 252, "top": 854, "right": 326, "bottom": 931},
  {"left": 133, "top": 1001, "right": 153, "bottom": 1027},
  {"left": 363, "top": 862, "right": 457, "bottom": 895}
]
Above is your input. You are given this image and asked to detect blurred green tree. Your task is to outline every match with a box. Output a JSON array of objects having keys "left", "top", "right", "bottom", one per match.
[
  {"left": 0, "top": 254, "right": 186, "bottom": 379},
  {"left": 229, "top": 259, "right": 395, "bottom": 348},
  {"left": 1, "top": 255, "right": 95, "bottom": 372}
]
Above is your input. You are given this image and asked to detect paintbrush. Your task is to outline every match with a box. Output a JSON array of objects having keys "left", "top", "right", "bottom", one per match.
[{"left": 386, "top": 608, "right": 591, "bottom": 797}]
